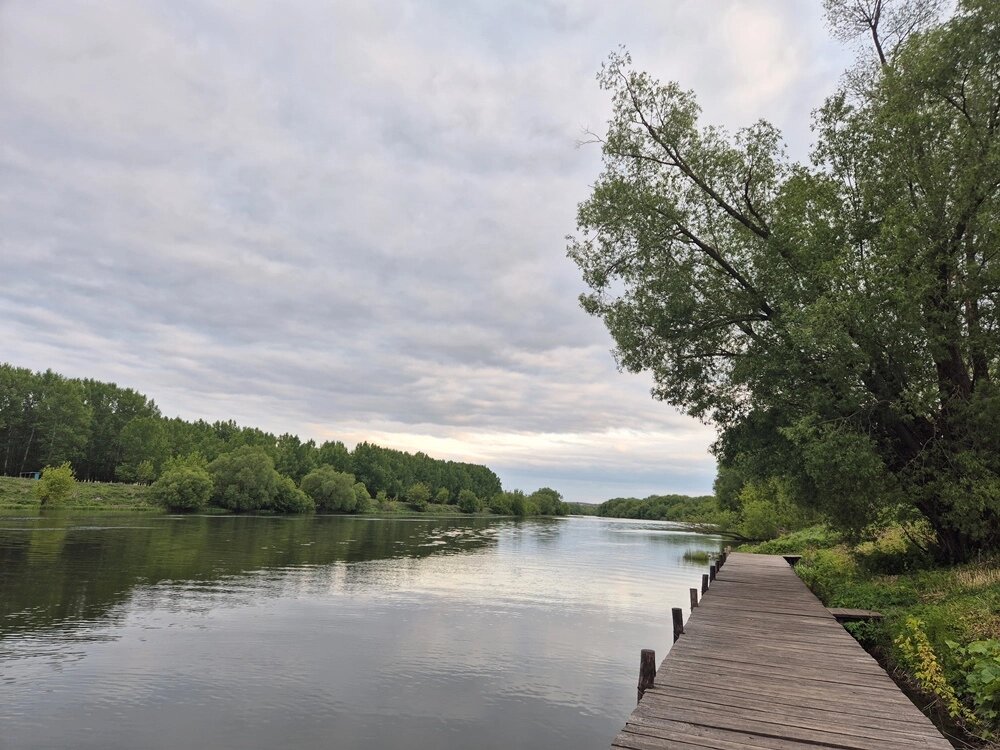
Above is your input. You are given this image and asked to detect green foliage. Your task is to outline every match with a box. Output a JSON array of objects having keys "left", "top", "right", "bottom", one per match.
[
  {"left": 151, "top": 458, "right": 212, "bottom": 513},
  {"left": 529, "top": 487, "right": 568, "bottom": 516},
  {"left": 406, "top": 482, "right": 431, "bottom": 512},
  {"left": 0, "top": 365, "right": 505, "bottom": 508},
  {"left": 570, "top": 2, "right": 1000, "bottom": 561},
  {"left": 435, "top": 487, "right": 451, "bottom": 504},
  {"left": 896, "top": 617, "right": 971, "bottom": 722},
  {"left": 682, "top": 550, "right": 712, "bottom": 564},
  {"left": 300, "top": 465, "right": 358, "bottom": 513},
  {"left": 457, "top": 489, "right": 481, "bottom": 514},
  {"left": 272, "top": 474, "right": 315, "bottom": 514},
  {"left": 353, "top": 481, "right": 372, "bottom": 513},
  {"left": 597, "top": 493, "right": 732, "bottom": 526},
  {"left": 208, "top": 446, "right": 277, "bottom": 512},
  {"left": 489, "top": 492, "right": 513, "bottom": 515},
  {"left": 35, "top": 462, "right": 76, "bottom": 506},
  {"left": 739, "top": 525, "right": 842, "bottom": 555},
  {"left": 735, "top": 478, "right": 818, "bottom": 540},
  {"left": 765, "top": 525, "right": 1000, "bottom": 735},
  {"left": 947, "top": 640, "right": 1000, "bottom": 724}
]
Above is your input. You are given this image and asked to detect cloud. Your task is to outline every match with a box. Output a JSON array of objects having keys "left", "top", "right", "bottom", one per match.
[{"left": 0, "top": 0, "right": 850, "bottom": 501}]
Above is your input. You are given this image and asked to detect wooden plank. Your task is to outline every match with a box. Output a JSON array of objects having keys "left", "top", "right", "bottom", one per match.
[
  {"left": 607, "top": 552, "right": 951, "bottom": 750},
  {"left": 828, "top": 607, "right": 885, "bottom": 622}
]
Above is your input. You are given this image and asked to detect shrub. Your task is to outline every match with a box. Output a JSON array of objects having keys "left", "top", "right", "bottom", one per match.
[
  {"left": 35, "top": 462, "right": 76, "bottom": 506},
  {"left": 946, "top": 639, "right": 1000, "bottom": 725},
  {"left": 489, "top": 493, "right": 513, "bottom": 515},
  {"left": 406, "top": 482, "right": 430, "bottom": 511},
  {"left": 300, "top": 465, "right": 357, "bottom": 512},
  {"left": 151, "top": 461, "right": 212, "bottom": 512},
  {"left": 458, "top": 489, "right": 481, "bottom": 514},
  {"left": 272, "top": 474, "right": 315, "bottom": 513},
  {"left": 208, "top": 446, "right": 278, "bottom": 512},
  {"left": 353, "top": 482, "right": 372, "bottom": 513},
  {"left": 435, "top": 487, "right": 451, "bottom": 504}
]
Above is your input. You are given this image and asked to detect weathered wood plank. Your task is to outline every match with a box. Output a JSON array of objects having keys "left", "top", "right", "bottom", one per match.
[
  {"left": 828, "top": 607, "right": 886, "bottom": 622},
  {"left": 607, "top": 552, "right": 952, "bottom": 750}
]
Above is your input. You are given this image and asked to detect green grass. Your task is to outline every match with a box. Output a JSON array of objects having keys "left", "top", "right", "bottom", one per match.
[
  {"left": 0, "top": 475, "right": 160, "bottom": 512},
  {"left": 682, "top": 550, "right": 713, "bottom": 564},
  {"left": 743, "top": 525, "right": 1000, "bottom": 741}
]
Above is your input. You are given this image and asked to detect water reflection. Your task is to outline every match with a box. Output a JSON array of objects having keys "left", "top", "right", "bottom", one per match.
[{"left": 0, "top": 514, "right": 721, "bottom": 750}]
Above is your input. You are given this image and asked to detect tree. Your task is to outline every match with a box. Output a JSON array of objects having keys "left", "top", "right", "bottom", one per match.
[
  {"left": 530, "top": 487, "right": 567, "bottom": 516},
  {"left": 272, "top": 474, "right": 315, "bottom": 514},
  {"left": 35, "top": 462, "right": 76, "bottom": 506},
  {"left": 457, "top": 489, "right": 481, "bottom": 514},
  {"left": 300, "top": 465, "right": 357, "bottom": 512},
  {"left": 435, "top": 487, "right": 451, "bottom": 504},
  {"left": 151, "top": 457, "right": 212, "bottom": 513},
  {"left": 353, "top": 481, "right": 373, "bottom": 513},
  {"left": 569, "top": 1, "right": 1000, "bottom": 561},
  {"left": 406, "top": 482, "right": 431, "bottom": 512},
  {"left": 208, "top": 446, "right": 278, "bottom": 512}
]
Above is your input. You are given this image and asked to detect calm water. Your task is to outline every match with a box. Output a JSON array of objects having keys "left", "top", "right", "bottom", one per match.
[{"left": 0, "top": 514, "right": 720, "bottom": 750}]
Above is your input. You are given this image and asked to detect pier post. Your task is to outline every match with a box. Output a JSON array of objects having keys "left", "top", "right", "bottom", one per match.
[
  {"left": 701, "top": 573, "right": 709, "bottom": 594},
  {"left": 709, "top": 564, "right": 717, "bottom": 582},
  {"left": 672, "top": 607, "right": 685, "bottom": 642},
  {"left": 637, "top": 649, "right": 656, "bottom": 703},
  {"left": 689, "top": 588, "right": 698, "bottom": 609}
]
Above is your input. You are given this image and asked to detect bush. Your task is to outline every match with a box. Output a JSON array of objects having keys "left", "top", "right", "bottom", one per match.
[
  {"left": 489, "top": 493, "right": 513, "bottom": 515},
  {"left": 458, "top": 489, "right": 481, "bottom": 514},
  {"left": 151, "top": 461, "right": 212, "bottom": 512},
  {"left": 435, "top": 487, "right": 451, "bottom": 504},
  {"left": 272, "top": 474, "right": 315, "bottom": 514},
  {"left": 353, "top": 481, "right": 372, "bottom": 513},
  {"left": 740, "top": 525, "right": 842, "bottom": 555},
  {"left": 406, "top": 482, "right": 430, "bottom": 511},
  {"left": 208, "top": 446, "right": 278, "bottom": 512},
  {"left": 300, "top": 465, "right": 357, "bottom": 512},
  {"left": 35, "top": 462, "right": 76, "bottom": 506}
]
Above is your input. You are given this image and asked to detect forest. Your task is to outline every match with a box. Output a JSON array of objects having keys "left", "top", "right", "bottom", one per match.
[{"left": 0, "top": 363, "right": 570, "bottom": 515}]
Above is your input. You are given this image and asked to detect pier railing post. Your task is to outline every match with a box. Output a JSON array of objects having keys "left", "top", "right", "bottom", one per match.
[
  {"left": 689, "top": 588, "right": 698, "bottom": 609},
  {"left": 709, "top": 564, "right": 717, "bottom": 582},
  {"left": 701, "top": 573, "right": 709, "bottom": 594},
  {"left": 672, "top": 607, "right": 684, "bottom": 643},
  {"left": 637, "top": 649, "right": 656, "bottom": 703}
]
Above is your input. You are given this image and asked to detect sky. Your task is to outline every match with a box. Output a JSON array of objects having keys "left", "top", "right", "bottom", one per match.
[{"left": 0, "top": 1, "right": 853, "bottom": 503}]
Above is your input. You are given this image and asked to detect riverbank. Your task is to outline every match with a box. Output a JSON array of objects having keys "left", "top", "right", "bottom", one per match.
[
  {"left": 0, "top": 476, "right": 508, "bottom": 518},
  {"left": 741, "top": 526, "right": 1000, "bottom": 746}
]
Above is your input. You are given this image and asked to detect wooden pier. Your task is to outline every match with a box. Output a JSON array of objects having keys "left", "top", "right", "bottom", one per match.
[{"left": 614, "top": 552, "right": 953, "bottom": 750}]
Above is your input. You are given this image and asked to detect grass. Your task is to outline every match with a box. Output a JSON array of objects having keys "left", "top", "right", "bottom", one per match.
[
  {"left": 682, "top": 550, "right": 713, "bottom": 564},
  {"left": 741, "top": 525, "right": 1000, "bottom": 744},
  {"left": 0, "top": 475, "right": 160, "bottom": 512}
]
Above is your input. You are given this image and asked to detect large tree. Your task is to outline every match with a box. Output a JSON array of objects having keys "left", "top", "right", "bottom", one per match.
[{"left": 569, "top": 0, "right": 1000, "bottom": 561}]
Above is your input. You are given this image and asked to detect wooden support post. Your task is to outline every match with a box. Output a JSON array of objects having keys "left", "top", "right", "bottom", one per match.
[
  {"left": 672, "top": 608, "right": 684, "bottom": 643},
  {"left": 701, "top": 573, "right": 709, "bottom": 594},
  {"left": 637, "top": 649, "right": 656, "bottom": 703},
  {"left": 709, "top": 564, "right": 717, "bottom": 581},
  {"left": 689, "top": 587, "right": 698, "bottom": 609}
]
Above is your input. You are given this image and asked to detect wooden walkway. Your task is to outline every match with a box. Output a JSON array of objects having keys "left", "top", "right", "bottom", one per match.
[{"left": 612, "top": 552, "right": 953, "bottom": 750}]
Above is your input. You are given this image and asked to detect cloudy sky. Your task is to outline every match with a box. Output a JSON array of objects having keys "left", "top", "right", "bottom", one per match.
[{"left": 0, "top": 1, "right": 852, "bottom": 502}]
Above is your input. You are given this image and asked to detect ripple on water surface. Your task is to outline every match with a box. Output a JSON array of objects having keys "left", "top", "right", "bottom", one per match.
[{"left": 0, "top": 514, "right": 721, "bottom": 750}]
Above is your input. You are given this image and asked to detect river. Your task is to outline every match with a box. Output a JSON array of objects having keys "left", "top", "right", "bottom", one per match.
[{"left": 0, "top": 513, "right": 721, "bottom": 749}]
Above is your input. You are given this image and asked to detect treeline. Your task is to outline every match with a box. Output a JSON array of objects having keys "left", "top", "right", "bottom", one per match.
[
  {"left": 0, "top": 364, "right": 514, "bottom": 508},
  {"left": 595, "top": 494, "right": 727, "bottom": 525}
]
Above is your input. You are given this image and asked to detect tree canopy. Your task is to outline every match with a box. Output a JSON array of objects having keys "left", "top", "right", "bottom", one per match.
[{"left": 570, "top": 0, "right": 1000, "bottom": 561}]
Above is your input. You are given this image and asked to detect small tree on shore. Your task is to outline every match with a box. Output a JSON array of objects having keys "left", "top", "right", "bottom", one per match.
[
  {"left": 151, "top": 457, "right": 212, "bottom": 513},
  {"left": 35, "top": 462, "right": 76, "bottom": 507},
  {"left": 406, "top": 482, "right": 430, "bottom": 511}
]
